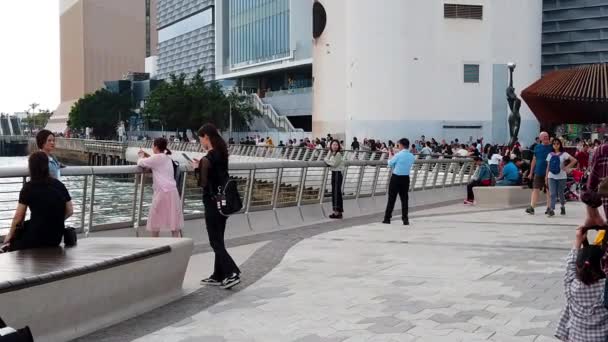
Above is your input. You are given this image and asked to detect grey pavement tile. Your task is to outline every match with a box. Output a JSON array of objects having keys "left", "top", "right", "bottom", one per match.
[
  {"left": 366, "top": 322, "right": 414, "bottom": 334},
  {"left": 358, "top": 316, "right": 403, "bottom": 327},
  {"left": 179, "top": 336, "right": 226, "bottom": 342},
  {"left": 429, "top": 314, "right": 470, "bottom": 324},
  {"left": 516, "top": 327, "right": 556, "bottom": 337},
  {"left": 392, "top": 280, "right": 425, "bottom": 287},
  {"left": 453, "top": 309, "right": 496, "bottom": 321},
  {"left": 293, "top": 334, "right": 348, "bottom": 342}
]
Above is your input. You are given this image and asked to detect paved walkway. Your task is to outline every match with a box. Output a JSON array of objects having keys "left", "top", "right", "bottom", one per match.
[{"left": 84, "top": 202, "right": 588, "bottom": 342}]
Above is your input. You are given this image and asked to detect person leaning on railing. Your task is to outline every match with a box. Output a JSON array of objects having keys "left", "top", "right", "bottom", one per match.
[
  {"left": 2, "top": 152, "right": 73, "bottom": 252},
  {"left": 325, "top": 140, "right": 345, "bottom": 219}
]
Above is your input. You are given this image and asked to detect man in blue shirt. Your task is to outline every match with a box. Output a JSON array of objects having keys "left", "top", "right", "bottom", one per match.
[
  {"left": 383, "top": 138, "right": 416, "bottom": 225},
  {"left": 526, "top": 132, "right": 552, "bottom": 215}
]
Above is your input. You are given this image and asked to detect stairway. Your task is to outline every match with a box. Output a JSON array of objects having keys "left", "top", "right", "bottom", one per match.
[{"left": 249, "top": 94, "right": 303, "bottom": 133}]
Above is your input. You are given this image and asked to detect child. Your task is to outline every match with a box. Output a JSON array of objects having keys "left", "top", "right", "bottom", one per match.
[{"left": 556, "top": 226, "right": 608, "bottom": 341}]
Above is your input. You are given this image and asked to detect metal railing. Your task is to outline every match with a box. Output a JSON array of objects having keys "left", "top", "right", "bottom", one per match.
[{"left": 0, "top": 158, "right": 475, "bottom": 236}]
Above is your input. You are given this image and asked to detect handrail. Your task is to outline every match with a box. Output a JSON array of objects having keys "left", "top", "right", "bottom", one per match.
[
  {"left": 250, "top": 93, "right": 303, "bottom": 132},
  {"left": 0, "top": 158, "right": 476, "bottom": 237}
]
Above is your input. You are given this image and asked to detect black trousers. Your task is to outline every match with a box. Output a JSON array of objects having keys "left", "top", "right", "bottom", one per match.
[
  {"left": 467, "top": 180, "right": 483, "bottom": 201},
  {"left": 204, "top": 199, "right": 240, "bottom": 280},
  {"left": 331, "top": 171, "right": 343, "bottom": 212},
  {"left": 384, "top": 175, "right": 410, "bottom": 221}
]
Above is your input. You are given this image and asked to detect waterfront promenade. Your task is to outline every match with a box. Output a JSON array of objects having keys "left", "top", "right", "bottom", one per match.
[{"left": 78, "top": 200, "right": 580, "bottom": 342}]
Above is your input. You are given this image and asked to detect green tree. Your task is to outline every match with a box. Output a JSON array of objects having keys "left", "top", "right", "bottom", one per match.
[
  {"left": 23, "top": 109, "right": 52, "bottom": 130},
  {"left": 144, "top": 69, "right": 259, "bottom": 134},
  {"left": 68, "top": 89, "right": 132, "bottom": 139}
]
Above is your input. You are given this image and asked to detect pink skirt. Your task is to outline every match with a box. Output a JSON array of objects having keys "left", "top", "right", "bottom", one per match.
[{"left": 146, "top": 189, "right": 184, "bottom": 232}]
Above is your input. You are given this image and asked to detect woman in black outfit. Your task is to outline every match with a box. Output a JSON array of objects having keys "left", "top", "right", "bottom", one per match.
[
  {"left": 194, "top": 124, "right": 241, "bottom": 290},
  {"left": 2, "top": 152, "right": 73, "bottom": 252}
]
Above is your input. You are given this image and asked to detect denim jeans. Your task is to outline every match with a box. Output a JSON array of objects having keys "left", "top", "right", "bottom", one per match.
[{"left": 548, "top": 178, "right": 566, "bottom": 210}]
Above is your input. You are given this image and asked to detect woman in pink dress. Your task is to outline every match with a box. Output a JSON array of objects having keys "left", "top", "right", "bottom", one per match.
[{"left": 137, "top": 138, "right": 184, "bottom": 237}]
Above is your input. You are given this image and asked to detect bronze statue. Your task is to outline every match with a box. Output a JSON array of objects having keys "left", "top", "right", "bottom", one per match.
[{"left": 507, "top": 63, "right": 521, "bottom": 147}]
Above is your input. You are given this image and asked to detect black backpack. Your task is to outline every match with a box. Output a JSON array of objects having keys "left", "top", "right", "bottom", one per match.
[
  {"left": 0, "top": 316, "right": 34, "bottom": 342},
  {"left": 215, "top": 179, "right": 243, "bottom": 217},
  {"left": 172, "top": 160, "right": 184, "bottom": 196}
]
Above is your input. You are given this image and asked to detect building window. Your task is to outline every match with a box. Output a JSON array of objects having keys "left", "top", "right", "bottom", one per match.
[
  {"left": 146, "top": 0, "right": 151, "bottom": 57},
  {"left": 444, "top": 4, "right": 483, "bottom": 20},
  {"left": 158, "top": 7, "right": 213, "bottom": 43},
  {"left": 464, "top": 64, "right": 480, "bottom": 83}
]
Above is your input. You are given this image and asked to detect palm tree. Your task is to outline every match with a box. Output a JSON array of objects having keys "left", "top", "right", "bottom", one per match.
[{"left": 28, "top": 103, "right": 40, "bottom": 131}]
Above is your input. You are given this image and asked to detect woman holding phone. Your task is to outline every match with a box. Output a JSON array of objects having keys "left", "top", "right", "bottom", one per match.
[
  {"left": 192, "top": 124, "right": 241, "bottom": 290},
  {"left": 137, "top": 138, "right": 184, "bottom": 237}
]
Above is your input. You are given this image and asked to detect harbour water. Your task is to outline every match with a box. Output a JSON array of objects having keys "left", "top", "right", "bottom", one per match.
[{"left": 0, "top": 157, "right": 204, "bottom": 234}]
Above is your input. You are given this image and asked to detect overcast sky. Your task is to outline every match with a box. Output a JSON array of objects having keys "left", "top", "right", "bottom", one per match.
[{"left": 0, "top": 0, "right": 60, "bottom": 114}]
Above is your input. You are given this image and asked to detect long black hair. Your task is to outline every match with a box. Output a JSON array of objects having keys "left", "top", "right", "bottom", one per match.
[
  {"left": 29, "top": 151, "right": 50, "bottom": 182},
  {"left": 198, "top": 124, "right": 228, "bottom": 159},
  {"left": 577, "top": 245, "right": 606, "bottom": 285}
]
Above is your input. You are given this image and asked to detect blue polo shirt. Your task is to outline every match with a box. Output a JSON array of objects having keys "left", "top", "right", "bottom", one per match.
[
  {"left": 534, "top": 144, "right": 553, "bottom": 176},
  {"left": 388, "top": 149, "right": 416, "bottom": 176}
]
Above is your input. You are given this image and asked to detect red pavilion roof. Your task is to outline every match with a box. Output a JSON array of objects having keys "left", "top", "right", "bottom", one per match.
[{"left": 522, "top": 64, "right": 608, "bottom": 124}]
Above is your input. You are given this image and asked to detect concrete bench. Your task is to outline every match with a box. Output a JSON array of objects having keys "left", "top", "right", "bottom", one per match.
[
  {"left": 473, "top": 186, "right": 540, "bottom": 208},
  {"left": 0, "top": 237, "right": 193, "bottom": 342}
]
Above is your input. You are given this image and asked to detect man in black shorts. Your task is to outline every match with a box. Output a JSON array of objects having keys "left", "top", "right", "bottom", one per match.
[{"left": 526, "top": 132, "right": 552, "bottom": 214}]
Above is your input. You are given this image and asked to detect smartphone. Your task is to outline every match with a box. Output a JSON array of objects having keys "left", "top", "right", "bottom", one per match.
[{"left": 182, "top": 153, "right": 193, "bottom": 162}]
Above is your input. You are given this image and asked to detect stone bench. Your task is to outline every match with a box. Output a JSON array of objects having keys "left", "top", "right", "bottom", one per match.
[
  {"left": 0, "top": 237, "right": 193, "bottom": 342},
  {"left": 473, "top": 186, "right": 542, "bottom": 208}
]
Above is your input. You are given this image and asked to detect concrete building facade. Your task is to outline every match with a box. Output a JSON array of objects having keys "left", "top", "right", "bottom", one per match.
[
  {"left": 312, "top": 0, "right": 543, "bottom": 146},
  {"left": 215, "top": 0, "right": 313, "bottom": 130},
  {"left": 51, "top": 0, "right": 154, "bottom": 133},
  {"left": 542, "top": 0, "right": 608, "bottom": 73}
]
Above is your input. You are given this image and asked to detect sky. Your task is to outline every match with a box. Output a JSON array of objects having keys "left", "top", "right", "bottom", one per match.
[{"left": 0, "top": 0, "right": 60, "bottom": 114}]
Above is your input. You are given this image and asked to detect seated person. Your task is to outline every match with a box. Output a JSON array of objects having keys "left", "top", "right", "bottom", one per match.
[
  {"left": 556, "top": 227, "right": 608, "bottom": 341},
  {"left": 496, "top": 157, "right": 524, "bottom": 186},
  {"left": 2, "top": 152, "right": 73, "bottom": 252},
  {"left": 464, "top": 156, "right": 492, "bottom": 205}
]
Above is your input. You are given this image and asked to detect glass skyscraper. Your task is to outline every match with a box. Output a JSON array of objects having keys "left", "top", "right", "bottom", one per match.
[
  {"left": 542, "top": 0, "right": 608, "bottom": 73},
  {"left": 228, "top": 0, "right": 291, "bottom": 68}
]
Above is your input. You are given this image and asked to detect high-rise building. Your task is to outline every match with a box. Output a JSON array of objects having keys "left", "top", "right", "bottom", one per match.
[
  {"left": 156, "top": 0, "right": 215, "bottom": 81},
  {"left": 215, "top": 0, "right": 313, "bottom": 130},
  {"left": 542, "top": 0, "right": 608, "bottom": 74},
  {"left": 313, "top": 0, "right": 543, "bottom": 146},
  {"left": 48, "top": 0, "right": 156, "bottom": 133}
]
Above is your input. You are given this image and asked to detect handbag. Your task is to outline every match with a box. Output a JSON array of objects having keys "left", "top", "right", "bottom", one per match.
[
  {"left": 63, "top": 227, "right": 77, "bottom": 247},
  {"left": 0, "top": 316, "right": 34, "bottom": 342},
  {"left": 214, "top": 179, "right": 243, "bottom": 217}
]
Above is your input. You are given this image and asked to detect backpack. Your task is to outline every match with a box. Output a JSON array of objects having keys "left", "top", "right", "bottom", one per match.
[
  {"left": 172, "top": 160, "right": 184, "bottom": 196},
  {"left": 549, "top": 152, "right": 562, "bottom": 175},
  {"left": 215, "top": 179, "right": 243, "bottom": 217}
]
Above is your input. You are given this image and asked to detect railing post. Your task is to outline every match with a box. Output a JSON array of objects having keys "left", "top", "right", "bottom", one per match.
[
  {"left": 296, "top": 167, "right": 307, "bottom": 206},
  {"left": 180, "top": 170, "right": 188, "bottom": 206},
  {"left": 80, "top": 175, "right": 88, "bottom": 231},
  {"left": 355, "top": 165, "right": 365, "bottom": 199},
  {"left": 272, "top": 168, "right": 283, "bottom": 209},
  {"left": 370, "top": 165, "right": 381, "bottom": 197},
  {"left": 430, "top": 161, "right": 440, "bottom": 188},
  {"left": 458, "top": 161, "right": 467, "bottom": 185},
  {"left": 420, "top": 162, "right": 431, "bottom": 190},
  {"left": 410, "top": 162, "right": 420, "bottom": 191},
  {"left": 440, "top": 161, "right": 451, "bottom": 188},
  {"left": 319, "top": 167, "right": 329, "bottom": 204},
  {"left": 86, "top": 174, "right": 96, "bottom": 238},
  {"left": 245, "top": 169, "right": 256, "bottom": 213},
  {"left": 131, "top": 173, "right": 139, "bottom": 229},
  {"left": 136, "top": 173, "right": 146, "bottom": 233}
]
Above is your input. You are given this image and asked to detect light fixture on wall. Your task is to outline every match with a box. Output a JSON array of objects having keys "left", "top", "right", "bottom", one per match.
[{"left": 313, "top": 2, "right": 327, "bottom": 39}]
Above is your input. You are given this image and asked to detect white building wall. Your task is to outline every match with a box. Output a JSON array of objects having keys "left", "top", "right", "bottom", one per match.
[{"left": 313, "top": 0, "right": 542, "bottom": 146}]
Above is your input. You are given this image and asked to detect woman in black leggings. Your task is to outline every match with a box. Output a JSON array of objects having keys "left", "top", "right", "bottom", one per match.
[{"left": 194, "top": 124, "right": 241, "bottom": 290}]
